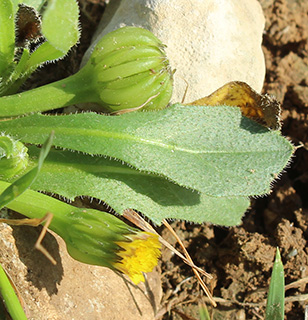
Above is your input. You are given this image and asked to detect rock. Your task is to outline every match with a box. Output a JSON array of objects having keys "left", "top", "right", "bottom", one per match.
[
  {"left": 0, "top": 222, "right": 162, "bottom": 320},
  {"left": 83, "top": 0, "right": 266, "bottom": 103}
]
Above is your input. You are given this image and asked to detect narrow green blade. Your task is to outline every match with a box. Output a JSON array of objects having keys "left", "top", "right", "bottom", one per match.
[
  {"left": 0, "top": 264, "right": 27, "bottom": 320},
  {"left": 265, "top": 248, "right": 285, "bottom": 320}
]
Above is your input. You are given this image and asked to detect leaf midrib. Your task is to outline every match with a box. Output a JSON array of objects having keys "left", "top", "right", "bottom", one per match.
[{"left": 18, "top": 125, "right": 288, "bottom": 155}]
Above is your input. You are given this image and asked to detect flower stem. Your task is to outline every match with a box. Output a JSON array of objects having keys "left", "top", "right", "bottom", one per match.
[
  {"left": 0, "top": 179, "right": 161, "bottom": 282},
  {"left": 0, "top": 180, "right": 68, "bottom": 236},
  {"left": 0, "top": 180, "right": 136, "bottom": 269},
  {"left": 0, "top": 66, "right": 98, "bottom": 118},
  {"left": 0, "top": 27, "right": 173, "bottom": 118}
]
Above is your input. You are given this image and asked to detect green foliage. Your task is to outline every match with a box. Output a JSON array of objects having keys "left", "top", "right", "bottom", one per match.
[
  {"left": 41, "top": 0, "right": 79, "bottom": 53},
  {"left": 0, "top": 105, "right": 293, "bottom": 197},
  {"left": 11, "top": 0, "right": 46, "bottom": 12},
  {"left": 0, "top": 264, "right": 27, "bottom": 320},
  {"left": 0, "top": 133, "right": 52, "bottom": 209},
  {"left": 0, "top": 0, "right": 15, "bottom": 76},
  {"left": 265, "top": 248, "right": 285, "bottom": 320},
  {"left": 25, "top": 146, "right": 249, "bottom": 225},
  {"left": 0, "top": 104, "right": 293, "bottom": 224},
  {"left": 0, "top": 26, "right": 173, "bottom": 116},
  {"left": 0, "top": 0, "right": 80, "bottom": 96},
  {"left": 199, "top": 302, "right": 211, "bottom": 320},
  {"left": 0, "top": 5, "right": 293, "bottom": 226},
  {"left": 0, "top": 134, "right": 29, "bottom": 179},
  {"left": 24, "top": 0, "right": 80, "bottom": 72},
  {"left": 0, "top": 3, "right": 293, "bottom": 317}
]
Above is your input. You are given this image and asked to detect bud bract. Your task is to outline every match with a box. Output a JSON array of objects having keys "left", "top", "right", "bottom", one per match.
[
  {"left": 80, "top": 26, "right": 173, "bottom": 113},
  {"left": 0, "top": 135, "right": 28, "bottom": 178}
]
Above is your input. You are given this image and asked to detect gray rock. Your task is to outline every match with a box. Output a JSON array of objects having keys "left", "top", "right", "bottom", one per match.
[{"left": 83, "top": 0, "right": 266, "bottom": 103}]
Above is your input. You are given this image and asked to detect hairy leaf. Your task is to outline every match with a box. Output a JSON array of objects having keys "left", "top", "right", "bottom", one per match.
[
  {"left": 41, "top": 0, "right": 80, "bottom": 53},
  {"left": 24, "top": 42, "right": 66, "bottom": 73},
  {"left": 11, "top": 1, "right": 46, "bottom": 11},
  {"left": 0, "top": 0, "right": 15, "bottom": 75},
  {"left": 24, "top": 146, "right": 249, "bottom": 225},
  {"left": 0, "top": 105, "right": 293, "bottom": 197}
]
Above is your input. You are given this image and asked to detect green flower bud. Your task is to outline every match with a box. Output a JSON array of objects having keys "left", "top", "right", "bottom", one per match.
[
  {"left": 0, "top": 135, "right": 28, "bottom": 178},
  {"left": 79, "top": 26, "right": 173, "bottom": 113},
  {"left": 61, "top": 208, "right": 136, "bottom": 269},
  {"left": 0, "top": 180, "right": 161, "bottom": 284},
  {"left": 0, "top": 27, "right": 173, "bottom": 118},
  {"left": 49, "top": 206, "right": 161, "bottom": 283}
]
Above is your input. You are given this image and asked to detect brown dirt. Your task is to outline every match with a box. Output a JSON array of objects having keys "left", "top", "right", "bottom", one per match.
[
  {"left": 1, "top": 0, "right": 308, "bottom": 319},
  {"left": 159, "top": 1, "right": 308, "bottom": 319}
]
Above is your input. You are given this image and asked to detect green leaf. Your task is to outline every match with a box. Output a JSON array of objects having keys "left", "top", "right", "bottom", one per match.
[
  {"left": 23, "top": 41, "right": 65, "bottom": 74},
  {"left": 0, "top": 135, "right": 28, "bottom": 178},
  {"left": 0, "top": 264, "right": 27, "bottom": 320},
  {"left": 24, "top": 146, "right": 249, "bottom": 225},
  {"left": 1, "top": 0, "right": 79, "bottom": 95},
  {"left": 21, "top": 0, "right": 80, "bottom": 73},
  {"left": 0, "top": 132, "right": 53, "bottom": 209},
  {"left": 0, "top": 105, "right": 294, "bottom": 197},
  {"left": 10, "top": 0, "right": 72, "bottom": 16},
  {"left": 41, "top": 0, "right": 80, "bottom": 53},
  {"left": 11, "top": 0, "right": 46, "bottom": 11},
  {"left": 1, "top": 48, "right": 30, "bottom": 96},
  {"left": 9, "top": 0, "right": 80, "bottom": 79},
  {"left": 199, "top": 302, "right": 211, "bottom": 320},
  {"left": 0, "top": 0, "right": 15, "bottom": 75},
  {"left": 265, "top": 248, "right": 285, "bottom": 320}
]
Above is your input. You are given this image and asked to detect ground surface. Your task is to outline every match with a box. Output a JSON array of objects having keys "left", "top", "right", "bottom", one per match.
[
  {"left": 1, "top": 0, "right": 308, "bottom": 319},
  {"left": 158, "top": 1, "right": 308, "bottom": 319}
]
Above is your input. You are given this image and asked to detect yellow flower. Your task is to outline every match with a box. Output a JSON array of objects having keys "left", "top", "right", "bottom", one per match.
[{"left": 114, "top": 232, "right": 161, "bottom": 284}]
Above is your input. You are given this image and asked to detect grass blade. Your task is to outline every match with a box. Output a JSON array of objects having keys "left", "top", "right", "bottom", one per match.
[
  {"left": 265, "top": 248, "right": 285, "bottom": 320},
  {"left": 0, "top": 264, "right": 27, "bottom": 320}
]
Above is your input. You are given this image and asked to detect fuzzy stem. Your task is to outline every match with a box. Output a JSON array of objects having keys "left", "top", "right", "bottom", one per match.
[
  {"left": 0, "top": 180, "right": 136, "bottom": 269},
  {"left": 0, "top": 180, "right": 69, "bottom": 236},
  {"left": 0, "top": 65, "right": 99, "bottom": 118}
]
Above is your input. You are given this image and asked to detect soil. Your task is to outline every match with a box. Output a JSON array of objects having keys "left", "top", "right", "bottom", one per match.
[
  {"left": 1, "top": 0, "right": 308, "bottom": 319},
  {"left": 158, "top": 1, "right": 308, "bottom": 319}
]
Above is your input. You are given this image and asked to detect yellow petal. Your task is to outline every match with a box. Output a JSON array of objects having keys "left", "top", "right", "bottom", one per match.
[{"left": 114, "top": 232, "right": 161, "bottom": 284}]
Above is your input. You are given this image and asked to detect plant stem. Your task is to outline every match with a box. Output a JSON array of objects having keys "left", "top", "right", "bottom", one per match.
[
  {"left": 0, "top": 180, "right": 142, "bottom": 270},
  {"left": 0, "top": 66, "right": 98, "bottom": 118},
  {"left": 0, "top": 180, "right": 68, "bottom": 236}
]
